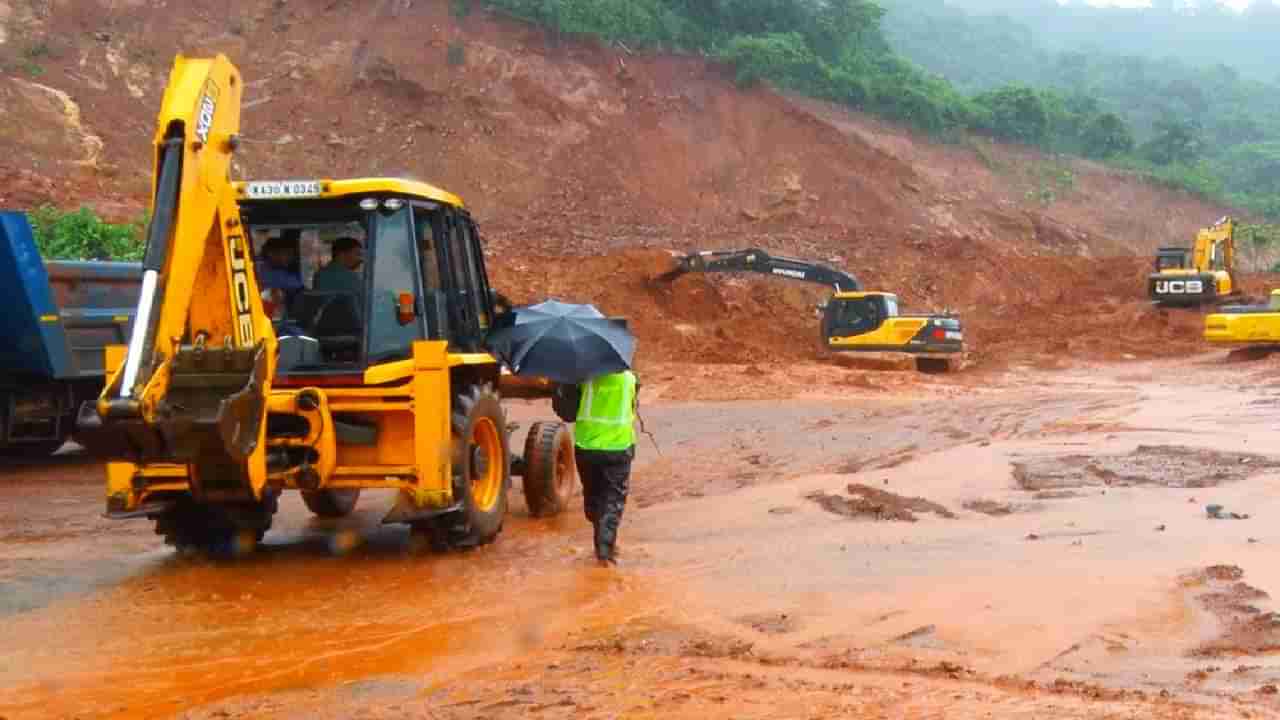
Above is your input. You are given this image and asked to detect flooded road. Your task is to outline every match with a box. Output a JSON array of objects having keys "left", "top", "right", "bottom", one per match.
[{"left": 4, "top": 355, "right": 1280, "bottom": 718}]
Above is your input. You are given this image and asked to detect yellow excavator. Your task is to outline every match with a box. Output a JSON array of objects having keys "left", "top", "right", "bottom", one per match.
[
  {"left": 1203, "top": 290, "right": 1280, "bottom": 348},
  {"left": 75, "top": 54, "right": 575, "bottom": 554},
  {"left": 1148, "top": 217, "right": 1240, "bottom": 307},
  {"left": 657, "top": 249, "right": 964, "bottom": 372}
]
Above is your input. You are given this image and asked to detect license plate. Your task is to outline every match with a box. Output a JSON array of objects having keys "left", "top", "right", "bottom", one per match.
[
  {"left": 243, "top": 180, "right": 323, "bottom": 199},
  {"left": 945, "top": 331, "right": 963, "bottom": 341}
]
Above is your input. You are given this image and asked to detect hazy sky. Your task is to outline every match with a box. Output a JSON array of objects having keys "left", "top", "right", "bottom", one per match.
[{"left": 1084, "top": 0, "right": 1252, "bottom": 7}]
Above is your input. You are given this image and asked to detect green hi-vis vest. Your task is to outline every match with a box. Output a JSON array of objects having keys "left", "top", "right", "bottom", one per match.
[{"left": 575, "top": 370, "right": 637, "bottom": 451}]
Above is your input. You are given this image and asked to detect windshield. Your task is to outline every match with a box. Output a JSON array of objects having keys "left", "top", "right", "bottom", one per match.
[
  {"left": 1156, "top": 252, "right": 1187, "bottom": 271},
  {"left": 242, "top": 200, "right": 373, "bottom": 371},
  {"left": 827, "top": 297, "right": 885, "bottom": 336}
]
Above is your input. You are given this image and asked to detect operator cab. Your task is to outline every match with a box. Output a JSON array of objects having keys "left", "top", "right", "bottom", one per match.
[
  {"left": 822, "top": 292, "right": 899, "bottom": 337},
  {"left": 1154, "top": 247, "right": 1190, "bottom": 272},
  {"left": 236, "top": 179, "right": 496, "bottom": 377}
]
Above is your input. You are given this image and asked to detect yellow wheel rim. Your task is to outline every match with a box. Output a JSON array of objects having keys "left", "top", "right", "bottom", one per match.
[{"left": 469, "top": 417, "right": 503, "bottom": 512}]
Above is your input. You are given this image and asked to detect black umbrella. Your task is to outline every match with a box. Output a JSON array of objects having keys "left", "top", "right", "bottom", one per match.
[{"left": 485, "top": 300, "right": 635, "bottom": 384}]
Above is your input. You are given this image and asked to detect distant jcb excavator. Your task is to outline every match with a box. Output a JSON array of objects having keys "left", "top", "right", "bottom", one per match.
[
  {"left": 1148, "top": 217, "right": 1240, "bottom": 307},
  {"left": 655, "top": 249, "right": 963, "bottom": 372}
]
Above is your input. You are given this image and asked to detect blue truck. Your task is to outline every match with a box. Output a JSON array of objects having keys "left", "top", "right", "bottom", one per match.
[{"left": 0, "top": 211, "right": 141, "bottom": 456}]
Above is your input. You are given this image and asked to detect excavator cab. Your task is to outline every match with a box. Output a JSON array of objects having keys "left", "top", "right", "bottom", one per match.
[
  {"left": 822, "top": 291, "right": 962, "bottom": 363},
  {"left": 1153, "top": 248, "right": 1190, "bottom": 272},
  {"left": 1148, "top": 217, "right": 1238, "bottom": 307}
]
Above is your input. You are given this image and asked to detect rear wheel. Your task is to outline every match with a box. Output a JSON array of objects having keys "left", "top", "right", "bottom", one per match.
[
  {"left": 301, "top": 488, "right": 361, "bottom": 518},
  {"left": 522, "top": 421, "right": 575, "bottom": 517},
  {"left": 427, "top": 383, "right": 509, "bottom": 549}
]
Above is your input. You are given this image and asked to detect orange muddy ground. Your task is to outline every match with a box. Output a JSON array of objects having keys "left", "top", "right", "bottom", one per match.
[{"left": 5, "top": 352, "right": 1280, "bottom": 719}]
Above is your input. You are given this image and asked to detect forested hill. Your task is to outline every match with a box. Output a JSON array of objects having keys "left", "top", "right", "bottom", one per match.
[
  {"left": 466, "top": 0, "right": 1278, "bottom": 221},
  {"left": 920, "top": 0, "right": 1280, "bottom": 84}
]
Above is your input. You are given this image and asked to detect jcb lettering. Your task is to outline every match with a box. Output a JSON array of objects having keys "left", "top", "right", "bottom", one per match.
[
  {"left": 228, "top": 233, "right": 254, "bottom": 346},
  {"left": 194, "top": 79, "right": 219, "bottom": 146},
  {"left": 1155, "top": 280, "right": 1204, "bottom": 294}
]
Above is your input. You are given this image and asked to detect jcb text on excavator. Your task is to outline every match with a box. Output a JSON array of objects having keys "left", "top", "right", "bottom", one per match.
[{"left": 76, "top": 54, "right": 576, "bottom": 554}]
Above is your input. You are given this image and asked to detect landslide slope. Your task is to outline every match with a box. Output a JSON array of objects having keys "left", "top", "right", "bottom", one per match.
[{"left": 0, "top": 0, "right": 1253, "bottom": 368}]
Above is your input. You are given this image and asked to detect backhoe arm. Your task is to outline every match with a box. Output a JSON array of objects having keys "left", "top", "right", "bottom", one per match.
[
  {"left": 82, "top": 54, "right": 278, "bottom": 500},
  {"left": 658, "top": 249, "right": 862, "bottom": 292}
]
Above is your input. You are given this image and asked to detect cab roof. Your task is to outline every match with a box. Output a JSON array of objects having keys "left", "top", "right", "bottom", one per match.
[{"left": 233, "top": 178, "right": 465, "bottom": 208}]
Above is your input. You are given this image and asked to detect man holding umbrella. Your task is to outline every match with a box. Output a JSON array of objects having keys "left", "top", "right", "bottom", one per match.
[
  {"left": 553, "top": 369, "right": 638, "bottom": 567},
  {"left": 484, "top": 299, "right": 638, "bottom": 567}
]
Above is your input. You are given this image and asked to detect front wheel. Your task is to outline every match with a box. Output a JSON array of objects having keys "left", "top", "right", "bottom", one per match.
[{"left": 442, "top": 383, "right": 510, "bottom": 548}]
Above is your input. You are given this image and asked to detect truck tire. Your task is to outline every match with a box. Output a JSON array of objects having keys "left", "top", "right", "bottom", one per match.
[
  {"left": 301, "top": 488, "right": 361, "bottom": 518},
  {"left": 439, "top": 383, "right": 510, "bottom": 548},
  {"left": 522, "top": 421, "right": 575, "bottom": 517}
]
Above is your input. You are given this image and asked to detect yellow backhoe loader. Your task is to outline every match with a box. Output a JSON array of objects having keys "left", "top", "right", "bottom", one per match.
[
  {"left": 656, "top": 249, "right": 964, "bottom": 372},
  {"left": 1148, "top": 217, "right": 1240, "bottom": 307},
  {"left": 75, "top": 54, "right": 575, "bottom": 554}
]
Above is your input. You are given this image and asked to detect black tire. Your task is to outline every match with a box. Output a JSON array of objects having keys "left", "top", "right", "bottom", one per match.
[
  {"left": 916, "top": 357, "right": 953, "bottom": 374},
  {"left": 522, "top": 421, "right": 575, "bottom": 518},
  {"left": 154, "top": 493, "right": 278, "bottom": 557},
  {"left": 438, "top": 383, "right": 510, "bottom": 548},
  {"left": 301, "top": 488, "right": 361, "bottom": 518}
]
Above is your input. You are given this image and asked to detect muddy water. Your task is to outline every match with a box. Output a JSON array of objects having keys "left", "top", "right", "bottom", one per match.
[{"left": 3, "top": 355, "right": 1280, "bottom": 718}]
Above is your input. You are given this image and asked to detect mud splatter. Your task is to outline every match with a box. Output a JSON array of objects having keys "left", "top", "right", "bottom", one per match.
[{"left": 806, "top": 483, "right": 956, "bottom": 521}]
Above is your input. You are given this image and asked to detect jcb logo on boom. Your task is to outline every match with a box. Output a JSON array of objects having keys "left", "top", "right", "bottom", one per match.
[
  {"left": 228, "top": 233, "right": 255, "bottom": 345},
  {"left": 194, "top": 79, "right": 219, "bottom": 146},
  {"left": 1155, "top": 280, "right": 1204, "bottom": 294}
]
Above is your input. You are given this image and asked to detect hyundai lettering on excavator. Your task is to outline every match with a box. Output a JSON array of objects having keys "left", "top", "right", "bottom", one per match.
[
  {"left": 1148, "top": 217, "right": 1240, "bottom": 307},
  {"left": 76, "top": 54, "right": 576, "bottom": 554},
  {"left": 657, "top": 249, "right": 963, "bottom": 372}
]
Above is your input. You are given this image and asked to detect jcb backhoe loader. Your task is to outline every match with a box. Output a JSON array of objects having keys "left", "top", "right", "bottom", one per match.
[
  {"left": 75, "top": 54, "right": 575, "bottom": 554},
  {"left": 656, "top": 249, "right": 963, "bottom": 372},
  {"left": 1148, "top": 217, "right": 1240, "bottom": 307}
]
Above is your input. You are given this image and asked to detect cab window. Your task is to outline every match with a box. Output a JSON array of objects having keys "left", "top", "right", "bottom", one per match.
[
  {"left": 828, "top": 297, "right": 884, "bottom": 336},
  {"left": 366, "top": 207, "right": 425, "bottom": 363}
]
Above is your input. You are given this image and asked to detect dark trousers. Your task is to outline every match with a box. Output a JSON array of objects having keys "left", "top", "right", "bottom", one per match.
[{"left": 575, "top": 446, "right": 633, "bottom": 560}]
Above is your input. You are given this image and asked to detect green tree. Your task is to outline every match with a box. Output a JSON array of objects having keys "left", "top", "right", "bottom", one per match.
[
  {"left": 1081, "top": 112, "right": 1134, "bottom": 159},
  {"left": 973, "top": 85, "right": 1049, "bottom": 144}
]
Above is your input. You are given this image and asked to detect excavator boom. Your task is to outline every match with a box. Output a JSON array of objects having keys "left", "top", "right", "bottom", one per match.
[
  {"left": 79, "top": 54, "right": 277, "bottom": 502},
  {"left": 658, "top": 248, "right": 862, "bottom": 292}
]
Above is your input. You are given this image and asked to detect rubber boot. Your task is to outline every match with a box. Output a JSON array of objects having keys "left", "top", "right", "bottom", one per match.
[{"left": 595, "top": 522, "right": 618, "bottom": 567}]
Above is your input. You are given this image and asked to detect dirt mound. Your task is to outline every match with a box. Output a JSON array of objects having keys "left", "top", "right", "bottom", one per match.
[
  {"left": 490, "top": 248, "right": 828, "bottom": 367},
  {"left": 1012, "top": 445, "right": 1280, "bottom": 491},
  {"left": 1185, "top": 567, "right": 1280, "bottom": 658},
  {"left": 805, "top": 483, "right": 956, "bottom": 522}
]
